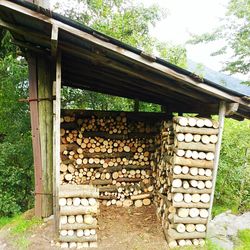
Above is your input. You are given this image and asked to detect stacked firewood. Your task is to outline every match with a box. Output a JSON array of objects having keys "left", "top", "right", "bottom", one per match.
[
  {"left": 60, "top": 112, "right": 161, "bottom": 207},
  {"left": 154, "top": 121, "right": 175, "bottom": 227},
  {"left": 161, "top": 116, "right": 218, "bottom": 248},
  {"left": 58, "top": 185, "right": 99, "bottom": 248}
]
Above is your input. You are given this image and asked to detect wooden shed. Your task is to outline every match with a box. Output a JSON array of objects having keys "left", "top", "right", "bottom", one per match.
[{"left": 0, "top": 0, "right": 250, "bottom": 248}]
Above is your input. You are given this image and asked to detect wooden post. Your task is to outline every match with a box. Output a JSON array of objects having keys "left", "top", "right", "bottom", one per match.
[
  {"left": 37, "top": 56, "right": 54, "bottom": 217},
  {"left": 28, "top": 53, "right": 54, "bottom": 218},
  {"left": 134, "top": 99, "right": 139, "bottom": 112},
  {"left": 207, "top": 101, "right": 226, "bottom": 222},
  {"left": 53, "top": 50, "right": 61, "bottom": 236},
  {"left": 28, "top": 54, "right": 43, "bottom": 217}
]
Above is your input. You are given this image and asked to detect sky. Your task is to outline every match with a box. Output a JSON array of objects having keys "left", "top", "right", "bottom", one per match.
[
  {"left": 139, "top": 0, "right": 230, "bottom": 73},
  {"left": 51, "top": 0, "right": 244, "bottom": 79}
]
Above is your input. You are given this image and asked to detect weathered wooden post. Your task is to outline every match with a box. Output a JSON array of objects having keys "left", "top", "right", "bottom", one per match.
[{"left": 28, "top": 53, "right": 54, "bottom": 218}]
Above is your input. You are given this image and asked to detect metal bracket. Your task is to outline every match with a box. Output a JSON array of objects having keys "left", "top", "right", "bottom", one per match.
[{"left": 19, "top": 97, "right": 55, "bottom": 102}]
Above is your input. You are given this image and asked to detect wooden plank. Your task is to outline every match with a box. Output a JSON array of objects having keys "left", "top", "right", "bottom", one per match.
[
  {"left": 173, "top": 174, "right": 213, "bottom": 181},
  {"left": 173, "top": 201, "right": 210, "bottom": 209},
  {"left": 37, "top": 55, "right": 53, "bottom": 217},
  {"left": 207, "top": 101, "right": 226, "bottom": 223},
  {"left": 27, "top": 53, "right": 43, "bottom": 217},
  {"left": 173, "top": 215, "right": 208, "bottom": 224},
  {"left": 171, "top": 187, "right": 212, "bottom": 194},
  {"left": 53, "top": 51, "right": 61, "bottom": 237},
  {"left": 51, "top": 24, "right": 58, "bottom": 57}
]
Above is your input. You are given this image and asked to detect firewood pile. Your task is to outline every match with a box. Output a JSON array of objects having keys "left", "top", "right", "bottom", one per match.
[
  {"left": 154, "top": 117, "right": 218, "bottom": 248},
  {"left": 60, "top": 111, "right": 162, "bottom": 208},
  {"left": 58, "top": 185, "right": 99, "bottom": 248},
  {"left": 59, "top": 111, "right": 218, "bottom": 248}
]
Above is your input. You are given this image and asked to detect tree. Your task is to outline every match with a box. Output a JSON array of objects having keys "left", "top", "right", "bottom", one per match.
[
  {"left": 54, "top": 0, "right": 187, "bottom": 110},
  {"left": 0, "top": 31, "right": 34, "bottom": 216},
  {"left": 188, "top": 0, "right": 250, "bottom": 82}
]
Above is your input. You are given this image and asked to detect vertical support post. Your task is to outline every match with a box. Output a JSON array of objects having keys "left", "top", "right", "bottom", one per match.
[
  {"left": 28, "top": 53, "right": 54, "bottom": 218},
  {"left": 53, "top": 51, "right": 61, "bottom": 236},
  {"left": 28, "top": 54, "right": 43, "bottom": 217},
  {"left": 37, "top": 57, "right": 54, "bottom": 217},
  {"left": 207, "top": 101, "right": 226, "bottom": 222},
  {"left": 134, "top": 99, "right": 139, "bottom": 112}
]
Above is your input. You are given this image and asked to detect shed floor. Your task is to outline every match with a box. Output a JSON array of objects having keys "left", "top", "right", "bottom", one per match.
[
  {"left": 98, "top": 204, "right": 168, "bottom": 250},
  {"left": 0, "top": 205, "right": 168, "bottom": 250}
]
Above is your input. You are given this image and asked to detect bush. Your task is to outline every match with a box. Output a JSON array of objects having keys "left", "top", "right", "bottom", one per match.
[{"left": 213, "top": 118, "right": 250, "bottom": 215}]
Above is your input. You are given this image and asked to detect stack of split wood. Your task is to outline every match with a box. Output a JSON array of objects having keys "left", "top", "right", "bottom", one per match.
[
  {"left": 157, "top": 116, "right": 218, "bottom": 248},
  {"left": 60, "top": 111, "right": 161, "bottom": 207},
  {"left": 59, "top": 185, "right": 99, "bottom": 248}
]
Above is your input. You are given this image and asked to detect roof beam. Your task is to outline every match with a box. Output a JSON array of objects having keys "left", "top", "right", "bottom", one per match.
[
  {"left": 51, "top": 24, "right": 58, "bottom": 57},
  {"left": 62, "top": 58, "right": 203, "bottom": 106}
]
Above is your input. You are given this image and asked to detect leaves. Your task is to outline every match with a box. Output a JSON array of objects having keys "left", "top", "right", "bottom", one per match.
[{"left": 188, "top": 0, "right": 250, "bottom": 78}]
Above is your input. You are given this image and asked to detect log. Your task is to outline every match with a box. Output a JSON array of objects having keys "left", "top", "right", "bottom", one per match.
[
  {"left": 183, "top": 194, "right": 192, "bottom": 203},
  {"left": 59, "top": 185, "right": 99, "bottom": 198},
  {"left": 177, "top": 208, "right": 189, "bottom": 218},
  {"left": 199, "top": 209, "right": 209, "bottom": 218},
  {"left": 173, "top": 156, "right": 214, "bottom": 168},
  {"left": 173, "top": 201, "right": 210, "bottom": 208},
  {"left": 175, "top": 223, "right": 185, "bottom": 233},
  {"left": 167, "top": 229, "right": 206, "bottom": 239},
  {"left": 59, "top": 235, "right": 97, "bottom": 243},
  {"left": 182, "top": 166, "right": 189, "bottom": 174},
  {"left": 123, "top": 199, "right": 133, "bottom": 207},
  {"left": 173, "top": 215, "right": 208, "bottom": 224},
  {"left": 174, "top": 125, "right": 218, "bottom": 135},
  {"left": 134, "top": 200, "right": 143, "bottom": 208},
  {"left": 189, "top": 208, "right": 199, "bottom": 218},
  {"left": 171, "top": 188, "right": 212, "bottom": 194},
  {"left": 192, "top": 194, "right": 201, "bottom": 203},
  {"left": 59, "top": 198, "right": 67, "bottom": 206},
  {"left": 99, "top": 185, "right": 117, "bottom": 192},
  {"left": 60, "top": 220, "right": 98, "bottom": 230},
  {"left": 174, "top": 141, "right": 216, "bottom": 152},
  {"left": 186, "top": 224, "right": 196, "bottom": 233},
  {"left": 172, "top": 179, "right": 182, "bottom": 188},
  {"left": 116, "top": 177, "right": 142, "bottom": 183},
  {"left": 60, "top": 205, "right": 99, "bottom": 216},
  {"left": 130, "top": 193, "right": 152, "bottom": 200},
  {"left": 173, "top": 174, "right": 213, "bottom": 181},
  {"left": 142, "top": 198, "right": 151, "bottom": 206},
  {"left": 196, "top": 224, "right": 206, "bottom": 232},
  {"left": 173, "top": 165, "right": 182, "bottom": 175},
  {"left": 200, "top": 194, "right": 210, "bottom": 203},
  {"left": 173, "top": 117, "right": 188, "bottom": 126},
  {"left": 173, "top": 193, "right": 183, "bottom": 202},
  {"left": 184, "top": 133, "right": 193, "bottom": 142}
]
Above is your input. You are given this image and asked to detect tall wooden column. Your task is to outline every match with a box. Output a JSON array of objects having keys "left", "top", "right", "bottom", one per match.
[
  {"left": 28, "top": 53, "right": 54, "bottom": 218},
  {"left": 207, "top": 101, "right": 226, "bottom": 222}
]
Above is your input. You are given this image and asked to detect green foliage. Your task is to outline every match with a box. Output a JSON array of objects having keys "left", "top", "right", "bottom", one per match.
[
  {"left": 236, "top": 229, "right": 250, "bottom": 250},
  {"left": 0, "top": 211, "right": 42, "bottom": 250},
  {"left": 54, "top": 0, "right": 187, "bottom": 110},
  {"left": 156, "top": 42, "right": 187, "bottom": 68},
  {"left": 0, "top": 216, "right": 13, "bottom": 229},
  {"left": 0, "top": 32, "right": 33, "bottom": 216},
  {"left": 188, "top": 0, "right": 250, "bottom": 80},
  {"left": 213, "top": 118, "right": 250, "bottom": 215}
]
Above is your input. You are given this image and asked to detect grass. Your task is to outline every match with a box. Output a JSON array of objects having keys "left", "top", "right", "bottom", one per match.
[
  {"left": 0, "top": 216, "right": 14, "bottom": 229},
  {"left": 0, "top": 210, "right": 42, "bottom": 250},
  {"left": 235, "top": 229, "right": 250, "bottom": 250},
  {"left": 212, "top": 204, "right": 239, "bottom": 217},
  {"left": 172, "top": 240, "right": 223, "bottom": 250}
]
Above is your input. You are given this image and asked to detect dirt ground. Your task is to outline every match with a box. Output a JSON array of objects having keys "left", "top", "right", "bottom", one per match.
[{"left": 0, "top": 205, "right": 168, "bottom": 250}]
